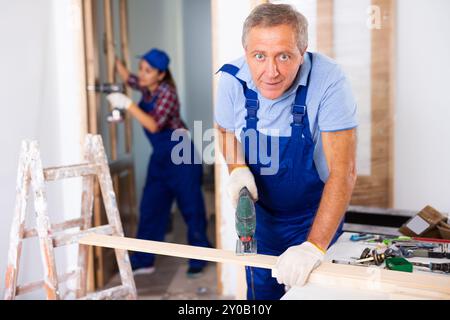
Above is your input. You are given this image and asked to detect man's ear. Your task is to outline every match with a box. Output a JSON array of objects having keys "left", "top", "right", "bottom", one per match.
[
  {"left": 299, "top": 46, "right": 308, "bottom": 64},
  {"left": 300, "top": 46, "right": 308, "bottom": 59},
  {"left": 302, "top": 45, "right": 308, "bottom": 55}
]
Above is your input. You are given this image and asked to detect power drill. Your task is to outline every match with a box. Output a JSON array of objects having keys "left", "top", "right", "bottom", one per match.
[
  {"left": 235, "top": 187, "right": 257, "bottom": 255},
  {"left": 87, "top": 83, "right": 127, "bottom": 123}
]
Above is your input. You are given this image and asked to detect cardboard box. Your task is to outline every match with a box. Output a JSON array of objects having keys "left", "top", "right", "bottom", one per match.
[
  {"left": 399, "top": 206, "right": 446, "bottom": 238},
  {"left": 437, "top": 221, "right": 450, "bottom": 240}
]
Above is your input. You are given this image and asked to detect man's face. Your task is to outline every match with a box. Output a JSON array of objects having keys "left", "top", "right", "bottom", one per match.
[{"left": 245, "top": 24, "right": 304, "bottom": 100}]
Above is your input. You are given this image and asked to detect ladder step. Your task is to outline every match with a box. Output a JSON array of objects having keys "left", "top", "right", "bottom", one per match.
[
  {"left": 44, "top": 163, "right": 100, "bottom": 181},
  {"left": 80, "top": 285, "right": 131, "bottom": 300},
  {"left": 24, "top": 218, "right": 84, "bottom": 239},
  {"left": 16, "top": 269, "right": 79, "bottom": 296},
  {"left": 53, "top": 225, "right": 116, "bottom": 247}
]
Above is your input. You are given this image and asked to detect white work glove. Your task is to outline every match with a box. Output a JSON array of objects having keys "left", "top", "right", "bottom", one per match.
[
  {"left": 274, "top": 241, "right": 325, "bottom": 287},
  {"left": 226, "top": 166, "right": 258, "bottom": 208},
  {"left": 106, "top": 93, "right": 132, "bottom": 110}
]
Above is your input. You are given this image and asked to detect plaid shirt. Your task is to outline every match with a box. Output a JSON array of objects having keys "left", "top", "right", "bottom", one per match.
[{"left": 127, "top": 74, "right": 186, "bottom": 131}]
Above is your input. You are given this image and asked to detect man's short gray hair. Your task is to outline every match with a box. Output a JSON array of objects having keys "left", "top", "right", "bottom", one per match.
[{"left": 242, "top": 3, "right": 308, "bottom": 52}]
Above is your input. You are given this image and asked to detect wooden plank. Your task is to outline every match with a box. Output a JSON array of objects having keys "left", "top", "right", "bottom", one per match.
[
  {"left": 387, "top": 0, "right": 396, "bottom": 209},
  {"left": 4, "top": 141, "right": 32, "bottom": 300},
  {"left": 119, "top": 0, "right": 133, "bottom": 154},
  {"left": 29, "top": 142, "right": 60, "bottom": 300},
  {"left": 308, "top": 262, "right": 450, "bottom": 300},
  {"left": 79, "top": 234, "right": 450, "bottom": 299},
  {"left": 118, "top": 0, "right": 138, "bottom": 239},
  {"left": 81, "top": 285, "right": 131, "bottom": 300},
  {"left": 77, "top": 178, "right": 95, "bottom": 297},
  {"left": 16, "top": 270, "right": 79, "bottom": 297},
  {"left": 53, "top": 225, "right": 115, "bottom": 247},
  {"left": 91, "top": 135, "right": 137, "bottom": 299},
  {"left": 82, "top": 0, "right": 100, "bottom": 135},
  {"left": 104, "top": 0, "right": 118, "bottom": 161},
  {"left": 80, "top": 234, "right": 277, "bottom": 269},
  {"left": 24, "top": 218, "right": 84, "bottom": 239},
  {"left": 250, "top": 0, "right": 268, "bottom": 8},
  {"left": 211, "top": 0, "right": 223, "bottom": 297},
  {"left": 317, "top": 0, "right": 334, "bottom": 58},
  {"left": 212, "top": 0, "right": 270, "bottom": 300},
  {"left": 81, "top": 0, "right": 101, "bottom": 292},
  {"left": 103, "top": 1, "right": 124, "bottom": 287},
  {"left": 351, "top": 0, "right": 395, "bottom": 207},
  {"left": 44, "top": 163, "right": 99, "bottom": 181},
  {"left": 77, "top": 135, "right": 96, "bottom": 298}
]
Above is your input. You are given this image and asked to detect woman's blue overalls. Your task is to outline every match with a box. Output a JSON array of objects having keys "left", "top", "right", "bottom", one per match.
[
  {"left": 130, "top": 91, "right": 210, "bottom": 270},
  {"left": 220, "top": 53, "right": 343, "bottom": 299}
]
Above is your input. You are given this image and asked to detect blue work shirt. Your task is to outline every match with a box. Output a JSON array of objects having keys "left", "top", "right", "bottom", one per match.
[{"left": 214, "top": 52, "right": 358, "bottom": 182}]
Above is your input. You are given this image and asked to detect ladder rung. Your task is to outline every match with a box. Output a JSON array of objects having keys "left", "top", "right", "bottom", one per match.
[
  {"left": 44, "top": 163, "right": 100, "bottom": 181},
  {"left": 53, "top": 225, "right": 116, "bottom": 247},
  {"left": 80, "top": 285, "right": 131, "bottom": 300},
  {"left": 16, "top": 269, "right": 79, "bottom": 296},
  {"left": 24, "top": 218, "right": 84, "bottom": 239}
]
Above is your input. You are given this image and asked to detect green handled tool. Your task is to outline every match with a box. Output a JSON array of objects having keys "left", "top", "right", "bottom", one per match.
[
  {"left": 385, "top": 257, "right": 413, "bottom": 273},
  {"left": 235, "top": 187, "right": 257, "bottom": 255}
]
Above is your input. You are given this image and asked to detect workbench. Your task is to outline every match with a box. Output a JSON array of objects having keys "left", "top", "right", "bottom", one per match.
[
  {"left": 79, "top": 232, "right": 450, "bottom": 300},
  {"left": 282, "top": 232, "right": 450, "bottom": 300}
]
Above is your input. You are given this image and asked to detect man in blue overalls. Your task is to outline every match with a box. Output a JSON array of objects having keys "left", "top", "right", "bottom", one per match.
[{"left": 215, "top": 4, "right": 358, "bottom": 299}]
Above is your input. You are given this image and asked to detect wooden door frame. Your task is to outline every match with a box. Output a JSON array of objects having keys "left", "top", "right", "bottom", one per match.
[
  {"left": 316, "top": 0, "right": 395, "bottom": 208},
  {"left": 81, "top": 0, "right": 137, "bottom": 290},
  {"left": 212, "top": 0, "right": 269, "bottom": 299}
]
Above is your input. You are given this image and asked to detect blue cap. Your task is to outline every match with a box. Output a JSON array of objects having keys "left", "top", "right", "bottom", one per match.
[{"left": 140, "top": 48, "right": 170, "bottom": 72}]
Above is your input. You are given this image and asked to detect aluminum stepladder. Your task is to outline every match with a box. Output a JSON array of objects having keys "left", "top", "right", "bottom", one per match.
[{"left": 4, "top": 134, "right": 137, "bottom": 300}]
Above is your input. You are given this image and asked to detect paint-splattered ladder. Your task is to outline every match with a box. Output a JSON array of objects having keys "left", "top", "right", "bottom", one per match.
[{"left": 4, "top": 134, "right": 137, "bottom": 300}]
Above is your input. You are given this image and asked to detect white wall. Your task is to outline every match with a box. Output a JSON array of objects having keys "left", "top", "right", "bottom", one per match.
[
  {"left": 395, "top": 0, "right": 450, "bottom": 216},
  {"left": 212, "top": 0, "right": 253, "bottom": 299},
  {"left": 0, "top": 0, "right": 85, "bottom": 298},
  {"left": 182, "top": 0, "right": 213, "bottom": 135},
  {"left": 128, "top": 0, "right": 185, "bottom": 204}
]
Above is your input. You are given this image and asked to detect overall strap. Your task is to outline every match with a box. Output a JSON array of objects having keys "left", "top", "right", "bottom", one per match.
[
  {"left": 219, "top": 64, "right": 259, "bottom": 130},
  {"left": 291, "top": 52, "right": 313, "bottom": 135}
]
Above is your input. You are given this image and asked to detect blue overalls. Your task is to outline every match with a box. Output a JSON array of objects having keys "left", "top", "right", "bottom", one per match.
[
  {"left": 130, "top": 92, "right": 210, "bottom": 270},
  {"left": 220, "top": 53, "right": 343, "bottom": 300}
]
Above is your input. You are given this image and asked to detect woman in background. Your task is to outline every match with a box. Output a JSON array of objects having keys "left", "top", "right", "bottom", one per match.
[{"left": 108, "top": 48, "right": 210, "bottom": 278}]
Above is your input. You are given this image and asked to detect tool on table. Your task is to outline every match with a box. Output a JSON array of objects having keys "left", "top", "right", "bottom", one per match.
[
  {"left": 350, "top": 233, "right": 380, "bottom": 242},
  {"left": 385, "top": 257, "right": 413, "bottom": 273},
  {"left": 87, "top": 82, "right": 127, "bottom": 123},
  {"left": 401, "top": 249, "right": 450, "bottom": 259},
  {"left": 331, "top": 259, "right": 371, "bottom": 267},
  {"left": 355, "top": 248, "right": 392, "bottom": 266},
  {"left": 235, "top": 187, "right": 257, "bottom": 255},
  {"left": 368, "top": 235, "right": 450, "bottom": 247},
  {"left": 412, "top": 262, "right": 450, "bottom": 274},
  {"left": 334, "top": 233, "right": 450, "bottom": 275}
]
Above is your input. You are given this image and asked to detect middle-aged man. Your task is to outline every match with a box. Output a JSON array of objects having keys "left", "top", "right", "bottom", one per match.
[{"left": 215, "top": 3, "right": 358, "bottom": 299}]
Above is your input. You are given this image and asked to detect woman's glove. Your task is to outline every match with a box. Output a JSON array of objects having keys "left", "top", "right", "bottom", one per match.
[{"left": 107, "top": 93, "right": 132, "bottom": 110}]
